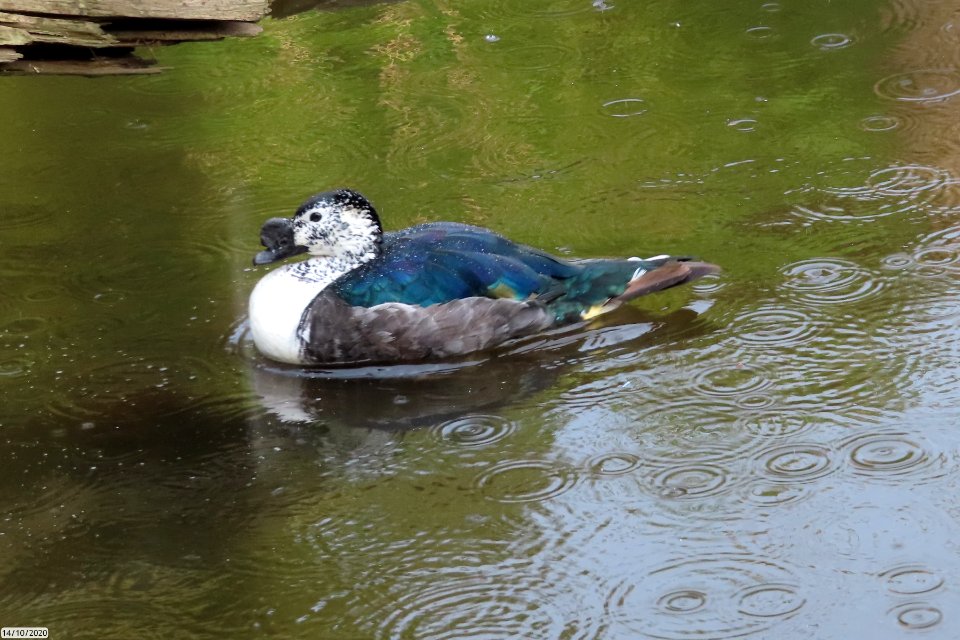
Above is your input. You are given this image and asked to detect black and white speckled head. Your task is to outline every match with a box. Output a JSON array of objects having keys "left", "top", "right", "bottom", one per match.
[{"left": 291, "top": 189, "right": 383, "bottom": 260}]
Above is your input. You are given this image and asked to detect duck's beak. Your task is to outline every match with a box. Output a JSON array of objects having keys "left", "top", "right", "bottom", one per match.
[{"left": 253, "top": 217, "right": 308, "bottom": 266}]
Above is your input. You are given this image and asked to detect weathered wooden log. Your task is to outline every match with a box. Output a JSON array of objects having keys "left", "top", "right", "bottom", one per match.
[
  {"left": 0, "top": 44, "right": 21, "bottom": 60},
  {"left": 0, "top": 11, "right": 117, "bottom": 46},
  {"left": 1, "top": 56, "right": 165, "bottom": 74},
  {"left": 0, "top": 0, "right": 267, "bottom": 75},
  {"left": 0, "top": 22, "right": 32, "bottom": 45},
  {"left": 109, "top": 20, "right": 262, "bottom": 45},
  {"left": 0, "top": 0, "right": 268, "bottom": 21}
]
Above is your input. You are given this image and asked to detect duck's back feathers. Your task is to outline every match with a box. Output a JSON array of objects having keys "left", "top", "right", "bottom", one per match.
[
  {"left": 330, "top": 223, "right": 715, "bottom": 322},
  {"left": 331, "top": 223, "right": 577, "bottom": 308},
  {"left": 299, "top": 291, "right": 553, "bottom": 364}
]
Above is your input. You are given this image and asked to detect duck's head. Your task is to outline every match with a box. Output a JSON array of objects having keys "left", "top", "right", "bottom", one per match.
[{"left": 253, "top": 189, "right": 383, "bottom": 266}]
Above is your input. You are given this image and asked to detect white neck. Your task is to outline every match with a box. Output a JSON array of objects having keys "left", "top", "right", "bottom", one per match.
[{"left": 248, "top": 252, "right": 375, "bottom": 364}]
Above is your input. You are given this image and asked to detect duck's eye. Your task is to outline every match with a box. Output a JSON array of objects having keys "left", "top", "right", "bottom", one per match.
[{"left": 310, "top": 212, "right": 321, "bottom": 222}]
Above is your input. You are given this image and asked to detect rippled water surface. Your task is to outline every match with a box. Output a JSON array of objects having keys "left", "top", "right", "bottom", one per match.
[{"left": 4, "top": 0, "right": 960, "bottom": 637}]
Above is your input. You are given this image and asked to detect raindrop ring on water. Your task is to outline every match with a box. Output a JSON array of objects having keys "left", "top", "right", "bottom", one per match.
[
  {"left": 373, "top": 574, "right": 593, "bottom": 640},
  {"left": 738, "top": 413, "right": 812, "bottom": 438},
  {"left": 732, "top": 305, "right": 818, "bottom": 347},
  {"left": 587, "top": 452, "right": 643, "bottom": 476},
  {"left": 874, "top": 69, "right": 960, "bottom": 102},
  {"left": 474, "top": 459, "right": 579, "bottom": 503},
  {"left": 693, "top": 362, "right": 772, "bottom": 397},
  {"left": 860, "top": 115, "right": 900, "bottom": 132},
  {"left": 913, "top": 247, "right": 959, "bottom": 267},
  {"left": 757, "top": 443, "right": 833, "bottom": 483},
  {"left": 653, "top": 463, "right": 729, "bottom": 499},
  {"left": 880, "top": 565, "right": 945, "bottom": 596},
  {"left": 742, "top": 480, "right": 809, "bottom": 507},
  {"left": 792, "top": 163, "right": 948, "bottom": 222},
  {"left": 746, "top": 26, "right": 775, "bottom": 39},
  {"left": 727, "top": 118, "right": 758, "bottom": 132},
  {"left": 736, "top": 583, "right": 805, "bottom": 618},
  {"left": 691, "top": 273, "right": 725, "bottom": 293},
  {"left": 604, "top": 555, "right": 804, "bottom": 639},
  {"left": 865, "top": 164, "right": 948, "bottom": 196},
  {"left": 657, "top": 589, "right": 707, "bottom": 613},
  {"left": 780, "top": 258, "right": 884, "bottom": 305},
  {"left": 842, "top": 431, "right": 944, "bottom": 483},
  {"left": 432, "top": 415, "right": 516, "bottom": 448},
  {"left": 881, "top": 253, "right": 915, "bottom": 269},
  {"left": 602, "top": 98, "right": 647, "bottom": 117},
  {"left": 849, "top": 436, "right": 923, "bottom": 472},
  {"left": 890, "top": 602, "right": 943, "bottom": 630},
  {"left": 811, "top": 33, "right": 852, "bottom": 50}
]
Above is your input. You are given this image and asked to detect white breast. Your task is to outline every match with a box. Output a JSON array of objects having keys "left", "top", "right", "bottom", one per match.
[{"left": 248, "top": 266, "right": 328, "bottom": 364}]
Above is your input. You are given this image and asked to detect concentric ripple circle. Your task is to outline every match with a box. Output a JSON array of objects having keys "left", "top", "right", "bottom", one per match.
[
  {"left": 1, "top": 316, "right": 48, "bottom": 336},
  {"left": 605, "top": 555, "right": 804, "bottom": 639},
  {"left": 602, "top": 98, "right": 647, "bottom": 118},
  {"left": 881, "top": 252, "right": 915, "bottom": 269},
  {"left": 742, "top": 480, "right": 810, "bottom": 507},
  {"left": 587, "top": 452, "right": 643, "bottom": 476},
  {"left": 912, "top": 226, "right": 960, "bottom": 270},
  {"left": 0, "top": 357, "right": 29, "bottom": 378},
  {"left": 745, "top": 26, "right": 776, "bottom": 39},
  {"left": 653, "top": 463, "right": 729, "bottom": 499},
  {"left": 860, "top": 114, "right": 901, "bottom": 132},
  {"left": 793, "top": 163, "right": 950, "bottom": 222},
  {"left": 736, "top": 583, "right": 806, "bottom": 618},
  {"left": 874, "top": 69, "right": 960, "bottom": 102},
  {"left": 732, "top": 305, "right": 819, "bottom": 347},
  {"left": 373, "top": 573, "right": 600, "bottom": 640},
  {"left": 914, "top": 246, "right": 959, "bottom": 268},
  {"left": 657, "top": 589, "right": 707, "bottom": 613},
  {"left": 811, "top": 33, "right": 852, "bottom": 50},
  {"left": 843, "top": 431, "right": 945, "bottom": 483},
  {"left": 890, "top": 602, "right": 943, "bottom": 630},
  {"left": 691, "top": 273, "right": 725, "bottom": 294},
  {"left": 757, "top": 443, "right": 834, "bottom": 483},
  {"left": 738, "top": 412, "right": 813, "bottom": 439},
  {"left": 431, "top": 415, "right": 517, "bottom": 448},
  {"left": 474, "top": 459, "right": 579, "bottom": 503},
  {"left": 866, "top": 164, "right": 950, "bottom": 196},
  {"left": 727, "top": 118, "right": 758, "bottom": 132},
  {"left": 881, "top": 565, "right": 945, "bottom": 595},
  {"left": 693, "top": 362, "right": 773, "bottom": 398},
  {"left": 780, "top": 258, "right": 884, "bottom": 305}
]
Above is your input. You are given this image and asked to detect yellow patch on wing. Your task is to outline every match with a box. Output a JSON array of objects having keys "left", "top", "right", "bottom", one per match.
[
  {"left": 488, "top": 282, "right": 519, "bottom": 299},
  {"left": 580, "top": 301, "right": 620, "bottom": 320}
]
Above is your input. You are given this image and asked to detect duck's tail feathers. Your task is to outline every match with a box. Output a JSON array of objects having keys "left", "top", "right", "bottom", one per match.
[{"left": 615, "top": 259, "right": 721, "bottom": 303}]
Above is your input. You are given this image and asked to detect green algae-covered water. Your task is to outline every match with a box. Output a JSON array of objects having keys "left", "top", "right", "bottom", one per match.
[{"left": 4, "top": 0, "right": 960, "bottom": 637}]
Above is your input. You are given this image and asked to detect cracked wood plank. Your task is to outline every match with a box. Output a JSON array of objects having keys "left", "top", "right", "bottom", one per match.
[
  {"left": 110, "top": 20, "right": 262, "bottom": 44},
  {"left": 0, "top": 44, "right": 21, "bottom": 60},
  {"left": 1, "top": 56, "right": 166, "bottom": 74},
  {"left": 0, "top": 0, "right": 268, "bottom": 21},
  {"left": 0, "top": 11, "right": 116, "bottom": 46}
]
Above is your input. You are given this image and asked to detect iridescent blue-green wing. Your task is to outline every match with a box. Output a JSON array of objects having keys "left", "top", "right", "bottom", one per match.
[
  {"left": 330, "top": 222, "right": 719, "bottom": 320},
  {"left": 332, "top": 223, "right": 578, "bottom": 307}
]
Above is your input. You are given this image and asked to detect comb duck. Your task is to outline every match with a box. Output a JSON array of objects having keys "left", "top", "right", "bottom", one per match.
[{"left": 248, "top": 189, "right": 719, "bottom": 365}]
